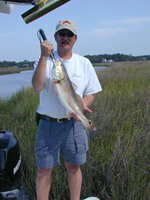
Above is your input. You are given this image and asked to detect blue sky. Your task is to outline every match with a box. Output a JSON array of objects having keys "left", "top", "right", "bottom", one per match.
[{"left": 0, "top": 0, "right": 150, "bottom": 61}]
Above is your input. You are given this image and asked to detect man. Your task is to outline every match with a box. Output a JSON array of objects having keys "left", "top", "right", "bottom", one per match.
[{"left": 32, "top": 19, "right": 102, "bottom": 200}]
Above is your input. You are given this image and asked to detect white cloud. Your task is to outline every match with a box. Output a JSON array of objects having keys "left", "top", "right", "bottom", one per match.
[
  {"left": 101, "top": 16, "right": 150, "bottom": 25},
  {"left": 87, "top": 16, "right": 150, "bottom": 37},
  {"left": 0, "top": 32, "right": 13, "bottom": 38},
  {"left": 89, "top": 26, "right": 132, "bottom": 37}
]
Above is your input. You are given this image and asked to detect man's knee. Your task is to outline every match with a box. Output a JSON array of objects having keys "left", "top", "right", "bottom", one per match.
[
  {"left": 37, "top": 167, "right": 53, "bottom": 178},
  {"left": 65, "top": 162, "right": 80, "bottom": 174}
]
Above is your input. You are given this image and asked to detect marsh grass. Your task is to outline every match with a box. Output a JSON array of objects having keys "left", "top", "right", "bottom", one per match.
[
  {"left": 0, "top": 61, "right": 150, "bottom": 199},
  {"left": 0, "top": 67, "right": 33, "bottom": 75}
]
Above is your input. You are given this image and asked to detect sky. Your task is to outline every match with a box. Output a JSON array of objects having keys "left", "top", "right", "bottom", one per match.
[{"left": 0, "top": 0, "right": 150, "bottom": 62}]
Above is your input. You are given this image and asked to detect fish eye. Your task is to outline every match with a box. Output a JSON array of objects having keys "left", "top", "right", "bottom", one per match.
[{"left": 89, "top": 120, "right": 92, "bottom": 126}]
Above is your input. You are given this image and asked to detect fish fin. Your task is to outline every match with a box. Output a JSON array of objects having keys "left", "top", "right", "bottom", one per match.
[
  {"left": 55, "top": 88, "right": 58, "bottom": 96},
  {"left": 66, "top": 111, "right": 72, "bottom": 120},
  {"left": 53, "top": 80, "right": 60, "bottom": 85},
  {"left": 71, "top": 82, "right": 78, "bottom": 92}
]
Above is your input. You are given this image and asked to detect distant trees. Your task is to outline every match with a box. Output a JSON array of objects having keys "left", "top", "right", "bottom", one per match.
[
  {"left": 0, "top": 54, "right": 150, "bottom": 67},
  {"left": 0, "top": 60, "right": 34, "bottom": 68},
  {"left": 84, "top": 53, "right": 150, "bottom": 63}
]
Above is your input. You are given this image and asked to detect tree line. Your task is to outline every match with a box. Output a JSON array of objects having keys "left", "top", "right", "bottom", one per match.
[
  {"left": 84, "top": 53, "right": 150, "bottom": 63},
  {"left": 0, "top": 60, "right": 34, "bottom": 68},
  {"left": 0, "top": 54, "right": 150, "bottom": 68}
]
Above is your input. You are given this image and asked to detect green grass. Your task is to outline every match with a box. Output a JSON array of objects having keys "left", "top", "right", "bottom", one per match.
[
  {"left": 0, "top": 67, "right": 33, "bottom": 75},
  {"left": 0, "top": 60, "right": 150, "bottom": 199}
]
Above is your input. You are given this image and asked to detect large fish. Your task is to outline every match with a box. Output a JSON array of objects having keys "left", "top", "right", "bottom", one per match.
[{"left": 51, "top": 59, "right": 101, "bottom": 136}]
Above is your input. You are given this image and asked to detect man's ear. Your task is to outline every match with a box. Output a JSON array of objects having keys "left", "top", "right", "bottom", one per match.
[
  {"left": 54, "top": 34, "right": 57, "bottom": 42},
  {"left": 74, "top": 35, "right": 77, "bottom": 44}
]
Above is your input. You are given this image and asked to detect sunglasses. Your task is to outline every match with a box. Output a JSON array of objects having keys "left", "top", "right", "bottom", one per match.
[{"left": 58, "top": 31, "right": 74, "bottom": 38}]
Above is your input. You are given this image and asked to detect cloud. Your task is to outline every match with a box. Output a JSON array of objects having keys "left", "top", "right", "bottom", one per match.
[
  {"left": 0, "top": 32, "right": 13, "bottom": 38},
  {"left": 89, "top": 26, "right": 132, "bottom": 37},
  {"left": 101, "top": 16, "right": 150, "bottom": 25},
  {"left": 87, "top": 16, "right": 150, "bottom": 37}
]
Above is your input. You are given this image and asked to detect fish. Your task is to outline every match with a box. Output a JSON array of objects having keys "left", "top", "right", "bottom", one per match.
[{"left": 51, "top": 59, "right": 101, "bottom": 137}]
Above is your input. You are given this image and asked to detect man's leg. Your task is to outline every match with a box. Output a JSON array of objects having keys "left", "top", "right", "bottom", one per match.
[
  {"left": 36, "top": 167, "right": 53, "bottom": 200},
  {"left": 65, "top": 162, "right": 82, "bottom": 200}
]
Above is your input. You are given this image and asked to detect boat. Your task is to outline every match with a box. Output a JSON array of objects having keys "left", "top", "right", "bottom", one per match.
[{"left": 0, "top": 131, "right": 22, "bottom": 199}]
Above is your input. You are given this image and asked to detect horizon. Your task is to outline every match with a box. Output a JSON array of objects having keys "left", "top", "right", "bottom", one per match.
[{"left": 0, "top": 53, "right": 149, "bottom": 63}]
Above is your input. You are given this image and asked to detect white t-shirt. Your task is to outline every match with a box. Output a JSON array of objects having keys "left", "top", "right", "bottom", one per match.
[{"left": 33, "top": 51, "right": 102, "bottom": 118}]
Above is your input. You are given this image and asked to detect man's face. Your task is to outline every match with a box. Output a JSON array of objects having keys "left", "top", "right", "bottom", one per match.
[{"left": 54, "top": 29, "right": 77, "bottom": 54}]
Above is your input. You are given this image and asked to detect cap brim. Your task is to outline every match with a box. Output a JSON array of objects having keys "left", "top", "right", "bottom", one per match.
[{"left": 55, "top": 27, "right": 76, "bottom": 35}]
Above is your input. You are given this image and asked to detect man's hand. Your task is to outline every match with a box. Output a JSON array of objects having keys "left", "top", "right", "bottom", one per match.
[
  {"left": 71, "top": 94, "right": 94, "bottom": 122},
  {"left": 41, "top": 40, "right": 54, "bottom": 58},
  {"left": 71, "top": 106, "right": 92, "bottom": 122},
  {"left": 71, "top": 112, "right": 81, "bottom": 122},
  {"left": 83, "top": 106, "right": 92, "bottom": 115}
]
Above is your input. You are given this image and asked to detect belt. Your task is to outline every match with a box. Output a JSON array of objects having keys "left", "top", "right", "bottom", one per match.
[{"left": 39, "top": 114, "right": 69, "bottom": 123}]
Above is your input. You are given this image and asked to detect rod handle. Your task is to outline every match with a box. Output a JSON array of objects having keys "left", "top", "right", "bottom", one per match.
[{"left": 39, "top": 28, "right": 47, "bottom": 41}]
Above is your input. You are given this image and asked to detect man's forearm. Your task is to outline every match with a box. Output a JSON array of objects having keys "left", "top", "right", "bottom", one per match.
[
  {"left": 32, "top": 56, "right": 48, "bottom": 92},
  {"left": 32, "top": 40, "right": 54, "bottom": 92},
  {"left": 82, "top": 94, "right": 94, "bottom": 107}
]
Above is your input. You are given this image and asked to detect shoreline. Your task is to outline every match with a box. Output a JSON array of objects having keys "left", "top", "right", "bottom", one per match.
[
  {"left": 0, "top": 60, "right": 149, "bottom": 75},
  {"left": 0, "top": 67, "right": 33, "bottom": 75}
]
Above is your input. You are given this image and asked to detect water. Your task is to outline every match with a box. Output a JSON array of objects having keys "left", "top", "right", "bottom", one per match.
[
  {"left": 0, "top": 66, "right": 105, "bottom": 99},
  {"left": 0, "top": 70, "right": 33, "bottom": 99},
  {"left": 94, "top": 66, "right": 106, "bottom": 71}
]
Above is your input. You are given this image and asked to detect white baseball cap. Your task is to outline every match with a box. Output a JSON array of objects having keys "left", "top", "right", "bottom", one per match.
[{"left": 55, "top": 19, "right": 77, "bottom": 35}]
